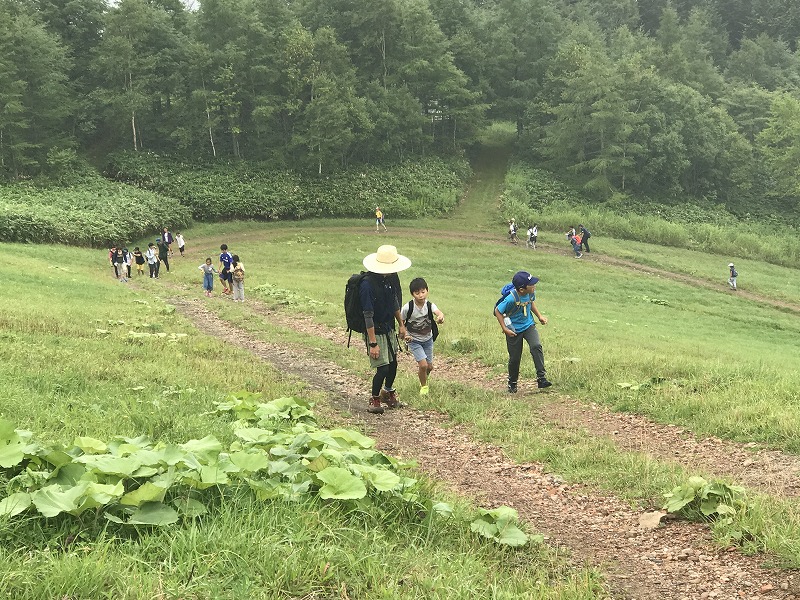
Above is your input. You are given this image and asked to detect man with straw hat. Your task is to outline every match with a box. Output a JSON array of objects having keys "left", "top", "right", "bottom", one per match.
[{"left": 361, "top": 245, "right": 411, "bottom": 414}]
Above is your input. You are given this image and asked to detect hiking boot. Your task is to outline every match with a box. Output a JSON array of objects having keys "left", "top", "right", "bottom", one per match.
[
  {"left": 507, "top": 381, "right": 518, "bottom": 394},
  {"left": 367, "top": 395, "right": 384, "bottom": 414},
  {"left": 419, "top": 385, "right": 429, "bottom": 396},
  {"left": 537, "top": 378, "right": 552, "bottom": 389},
  {"left": 379, "top": 388, "right": 401, "bottom": 409}
]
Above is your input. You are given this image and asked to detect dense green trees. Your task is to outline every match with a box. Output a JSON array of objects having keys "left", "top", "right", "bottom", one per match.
[{"left": 3, "top": 0, "right": 800, "bottom": 210}]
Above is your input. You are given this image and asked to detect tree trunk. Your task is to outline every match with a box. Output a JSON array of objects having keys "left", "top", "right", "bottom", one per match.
[{"left": 131, "top": 110, "right": 138, "bottom": 151}]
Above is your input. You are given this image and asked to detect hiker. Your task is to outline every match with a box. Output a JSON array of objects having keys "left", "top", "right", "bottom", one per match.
[
  {"left": 360, "top": 245, "right": 410, "bottom": 414},
  {"left": 509, "top": 219, "right": 518, "bottom": 244},
  {"left": 162, "top": 227, "right": 174, "bottom": 256},
  {"left": 375, "top": 206, "right": 387, "bottom": 232},
  {"left": 175, "top": 232, "right": 186, "bottom": 257},
  {"left": 199, "top": 258, "right": 218, "bottom": 297},
  {"left": 145, "top": 243, "right": 158, "bottom": 278},
  {"left": 231, "top": 254, "right": 245, "bottom": 302},
  {"left": 108, "top": 246, "right": 118, "bottom": 278},
  {"left": 132, "top": 247, "right": 145, "bottom": 276},
  {"left": 123, "top": 247, "right": 132, "bottom": 278},
  {"left": 566, "top": 226, "right": 582, "bottom": 258},
  {"left": 728, "top": 263, "right": 738, "bottom": 290},
  {"left": 494, "top": 270, "right": 551, "bottom": 393},
  {"left": 157, "top": 238, "right": 170, "bottom": 273},
  {"left": 113, "top": 247, "right": 128, "bottom": 282},
  {"left": 401, "top": 277, "right": 444, "bottom": 396},
  {"left": 526, "top": 224, "right": 538, "bottom": 250},
  {"left": 219, "top": 244, "right": 233, "bottom": 295},
  {"left": 579, "top": 224, "right": 591, "bottom": 253}
]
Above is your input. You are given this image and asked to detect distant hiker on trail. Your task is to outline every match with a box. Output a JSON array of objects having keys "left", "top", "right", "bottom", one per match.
[
  {"left": 199, "top": 258, "right": 218, "bottom": 297},
  {"left": 526, "top": 224, "right": 538, "bottom": 250},
  {"left": 175, "top": 232, "right": 186, "bottom": 257},
  {"left": 375, "top": 207, "right": 387, "bottom": 232},
  {"left": 401, "top": 277, "right": 444, "bottom": 397},
  {"left": 162, "top": 227, "right": 174, "bottom": 256},
  {"left": 108, "top": 246, "right": 118, "bottom": 278},
  {"left": 509, "top": 219, "right": 518, "bottom": 244},
  {"left": 728, "top": 263, "right": 738, "bottom": 290},
  {"left": 231, "top": 254, "right": 245, "bottom": 302},
  {"left": 219, "top": 244, "right": 233, "bottom": 295},
  {"left": 157, "top": 239, "right": 170, "bottom": 273},
  {"left": 359, "top": 245, "right": 410, "bottom": 414},
  {"left": 494, "top": 271, "right": 551, "bottom": 394},
  {"left": 146, "top": 243, "right": 158, "bottom": 278},
  {"left": 113, "top": 247, "right": 128, "bottom": 282},
  {"left": 123, "top": 247, "right": 132, "bottom": 278},
  {"left": 133, "top": 247, "right": 145, "bottom": 276},
  {"left": 566, "top": 226, "right": 582, "bottom": 258},
  {"left": 579, "top": 224, "right": 591, "bottom": 253}
]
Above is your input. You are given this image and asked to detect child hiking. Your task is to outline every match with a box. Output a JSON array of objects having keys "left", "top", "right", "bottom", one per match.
[
  {"left": 231, "top": 255, "right": 245, "bottom": 302},
  {"left": 401, "top": 277, "right": 445, "bottom": 396},
  {"left": 526, "top": 224, "right": 538, "bottom": 249},
  {"left": 219, "top": 244, "right": 233, "bottom": 295},
  {"left": 728, "top": 263, "right": 738, "bottom": 290},
  {"left": 199, "top": 258, "right": 218, "bottom": 297},
  {"left": 494, "top": 271, "right": 551, "bottom": 393},
  {"left": 508, "top": 219, "right": 518, "bottom": 244}
]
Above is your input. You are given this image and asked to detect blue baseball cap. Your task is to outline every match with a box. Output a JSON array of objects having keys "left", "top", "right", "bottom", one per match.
[{"left": 512, "top": 271, "right": 539, "bottom": 289}]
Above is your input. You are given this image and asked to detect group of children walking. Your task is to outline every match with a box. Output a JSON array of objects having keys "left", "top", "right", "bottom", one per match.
[
  {"left": 108, "top": 228, "right": 186, "bottom": 282},
  {"left": 200, "top": 244, "right": 246, "bottom": 302}
]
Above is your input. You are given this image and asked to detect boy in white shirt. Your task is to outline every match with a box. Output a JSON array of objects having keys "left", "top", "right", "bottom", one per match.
[{"left": 401, "top": 277, "right": 445, "bottom": 396}]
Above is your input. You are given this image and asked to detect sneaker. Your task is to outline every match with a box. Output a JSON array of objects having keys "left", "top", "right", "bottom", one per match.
[
  {"left": 575, "top": 253, "right": 583, "bottom": 259},
  {"left": 507, "top": 382, "right": 518, "bottom": 393},
  {"left": 379, "top": 388, "right": 401, "bottom": 409},
  {"left": 367, "top": 396, "right": 384, "bottom": 414},
  {"left": 537, "top": 378, "right": 552, "bottom": 389},
  {"left": 419, "top": 385, "right": 429, "bottom": 396}
]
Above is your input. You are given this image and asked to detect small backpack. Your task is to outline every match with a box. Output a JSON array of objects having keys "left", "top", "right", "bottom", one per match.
[
  {"left": 233, "top": 265, "right": 245, "bottom": 282},
  {"left": 493, "top": 283, "right": 531, "bottom": 316},
  {"left": 344, "top": 271, "right": 402, "bottom": 347},
  {"left": 403, "top": 300, "right": 439, "bottom": 342}
]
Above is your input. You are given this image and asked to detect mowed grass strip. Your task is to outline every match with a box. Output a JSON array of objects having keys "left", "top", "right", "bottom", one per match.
[{"left": 0, "top": 242, "right": 607, "bottom": 600}]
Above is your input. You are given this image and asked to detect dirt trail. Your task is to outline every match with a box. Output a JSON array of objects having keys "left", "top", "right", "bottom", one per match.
[{"left": 164, "top": 293, "right": 798, "bottom": 600}]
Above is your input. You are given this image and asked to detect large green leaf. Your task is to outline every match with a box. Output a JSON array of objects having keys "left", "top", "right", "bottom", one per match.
[
  {"left": 31, "top": 483, "right": 88, "bottom": 517},
  {"left": 73, "top": 437, "right": 107, "bottom": 454},
  {"left": 121, "top": 482, "right": 168, "bottom": 507},
  {"left": 180, "top": 436, "right": 222, "bottom": 460},
  {"left": 495, "top": 523, "right": 529, "bottom": 547},
  {"left": 316, "top": 467, "right": 367, "bottom": 500},
  {"left": 0, "top": 492, "right": 32, "bottom": 517},
  {"left": 351, "top": 464, "right": 401, "bottom": 491},
  {"left": 229, "top": 451, "right": 270, "bottom": 473},
  {"left": 0, "top": 421, "right": 25, "bottom": 468},
  {"left": 74, "top": 455, "right": 141, "bottom": 477},
  {"left": 128, "top": 502, "right": 180, "bottom": 525}
]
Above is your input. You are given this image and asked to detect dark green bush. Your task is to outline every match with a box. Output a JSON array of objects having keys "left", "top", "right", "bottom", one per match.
[{"left": 107, "top": 152, "right": 470, "bottom": 221}]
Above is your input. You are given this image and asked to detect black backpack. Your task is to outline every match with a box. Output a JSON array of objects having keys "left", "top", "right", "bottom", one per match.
[
  {"left": 403, "top": 300, "right": 439, "bottom": 342},
  {"left": 344, "top": 271, "right": 402, "bottom": 347}
]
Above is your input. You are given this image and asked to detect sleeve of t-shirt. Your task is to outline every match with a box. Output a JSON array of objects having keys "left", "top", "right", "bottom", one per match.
[
  {"left": 400, "top": 303, "right": 409, "bottom": 321},
  {"left": 496, "top": 295, "right": 512, "bottom": 314}
]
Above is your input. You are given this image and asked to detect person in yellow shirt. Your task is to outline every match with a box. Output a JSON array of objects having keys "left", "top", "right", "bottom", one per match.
[{"left": 375, "top": 206, "right": 387, "bottom": 232}]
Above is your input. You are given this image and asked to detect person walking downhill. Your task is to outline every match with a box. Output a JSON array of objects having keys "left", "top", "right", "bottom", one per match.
[
  {"left": 199, "top": 258, "right": 218, "bottom": 297},
  {"left": 157, "top": 238, "right": 170, "bottom": 273},
  {"left": 494, "top": 271, "right": 552, "bottom": 393},
  {"left": 113, "top": 247, "right": 128, "bottom": 282},
  {"left": 566, "top": 226, "right": 583, "bottom": 258},
  {"left": 509, "top": 219, "right": 518, "bottom": 244},
  {"left": 108, "top": 246, "right": 118, "bottom": 278},
  {"left": 526, "top": 224, "right": 538, "bottom": 250},
  {"left": 133, "top": 247, "right": 145, "bottom": 276},
  {"left": 728, "top": 263, "right": 738, "bottom": 290},
  {"left": 579, "top": 224, "right": 591, "bottom": 253},
  {"left": 146, "top": 242, "right": 158, "bottom": 278},
  {"left": 360, "top": 245, "right": 410, "bottom": 414},
  {"left": 219, "top": 244, "right": 233, "bottom": 295},
  {"left": 401, "top": 277, "right": 445, "bottom": 396},
  {"left": 175, "top": 232, "right": 186, "bottom": 257},
  {"left": 162, "top": 227, "right": 174, "bottom": 257},
  {"left": 231, "top": 255, "right": 245, "bottom": 302}
]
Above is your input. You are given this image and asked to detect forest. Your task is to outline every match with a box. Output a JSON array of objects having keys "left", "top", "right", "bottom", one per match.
[{"left": 3, "top": 0, "right": 800, "bottom": 210}]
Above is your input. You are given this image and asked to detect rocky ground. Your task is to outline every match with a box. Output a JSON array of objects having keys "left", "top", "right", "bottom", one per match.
[{"left": 165, "top": 293, "right": 800, "bottom": 600}]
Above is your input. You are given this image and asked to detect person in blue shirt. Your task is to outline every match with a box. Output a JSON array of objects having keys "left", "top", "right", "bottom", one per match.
[
  {"left": 219, "top": 244, "right": 234, "bottom": 295},
  {"left": 494, "top": 271, "right": 551, "bottom": 393}
]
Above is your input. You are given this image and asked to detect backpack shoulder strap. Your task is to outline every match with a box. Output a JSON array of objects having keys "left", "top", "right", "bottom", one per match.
[{"left": 403, "top": 300, "right": 414, "bottom": 326}]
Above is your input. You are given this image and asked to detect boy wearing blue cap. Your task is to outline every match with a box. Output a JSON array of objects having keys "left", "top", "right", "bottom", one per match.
[{"left": 494, "top": 270, "right": 551, "bottom": 393}]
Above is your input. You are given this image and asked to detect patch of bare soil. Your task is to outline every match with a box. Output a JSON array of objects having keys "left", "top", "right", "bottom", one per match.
[{"left": 168, "top": 294, "right": 800, "bottom": 600}]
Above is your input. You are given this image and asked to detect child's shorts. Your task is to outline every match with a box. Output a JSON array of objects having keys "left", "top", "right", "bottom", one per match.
[{"left": 408, "top": 338, "right": 434, "bottom": 364}]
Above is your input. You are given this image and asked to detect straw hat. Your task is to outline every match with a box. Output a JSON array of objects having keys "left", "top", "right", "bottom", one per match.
[{"left": 363, "top": 245, "right": 411, "bottom": 274}]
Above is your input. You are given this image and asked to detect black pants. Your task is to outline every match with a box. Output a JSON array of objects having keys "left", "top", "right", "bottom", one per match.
[
  {"left": 581, "top": 238, "right": 590, "bottom": 252},
  {"left": 506, "top": 325, "right": 546, "bottom": 383}
]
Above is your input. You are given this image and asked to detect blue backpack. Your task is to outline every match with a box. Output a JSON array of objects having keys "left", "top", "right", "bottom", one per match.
[{"left": 493, "top": 283, "right": 531, "bottom": 316}]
